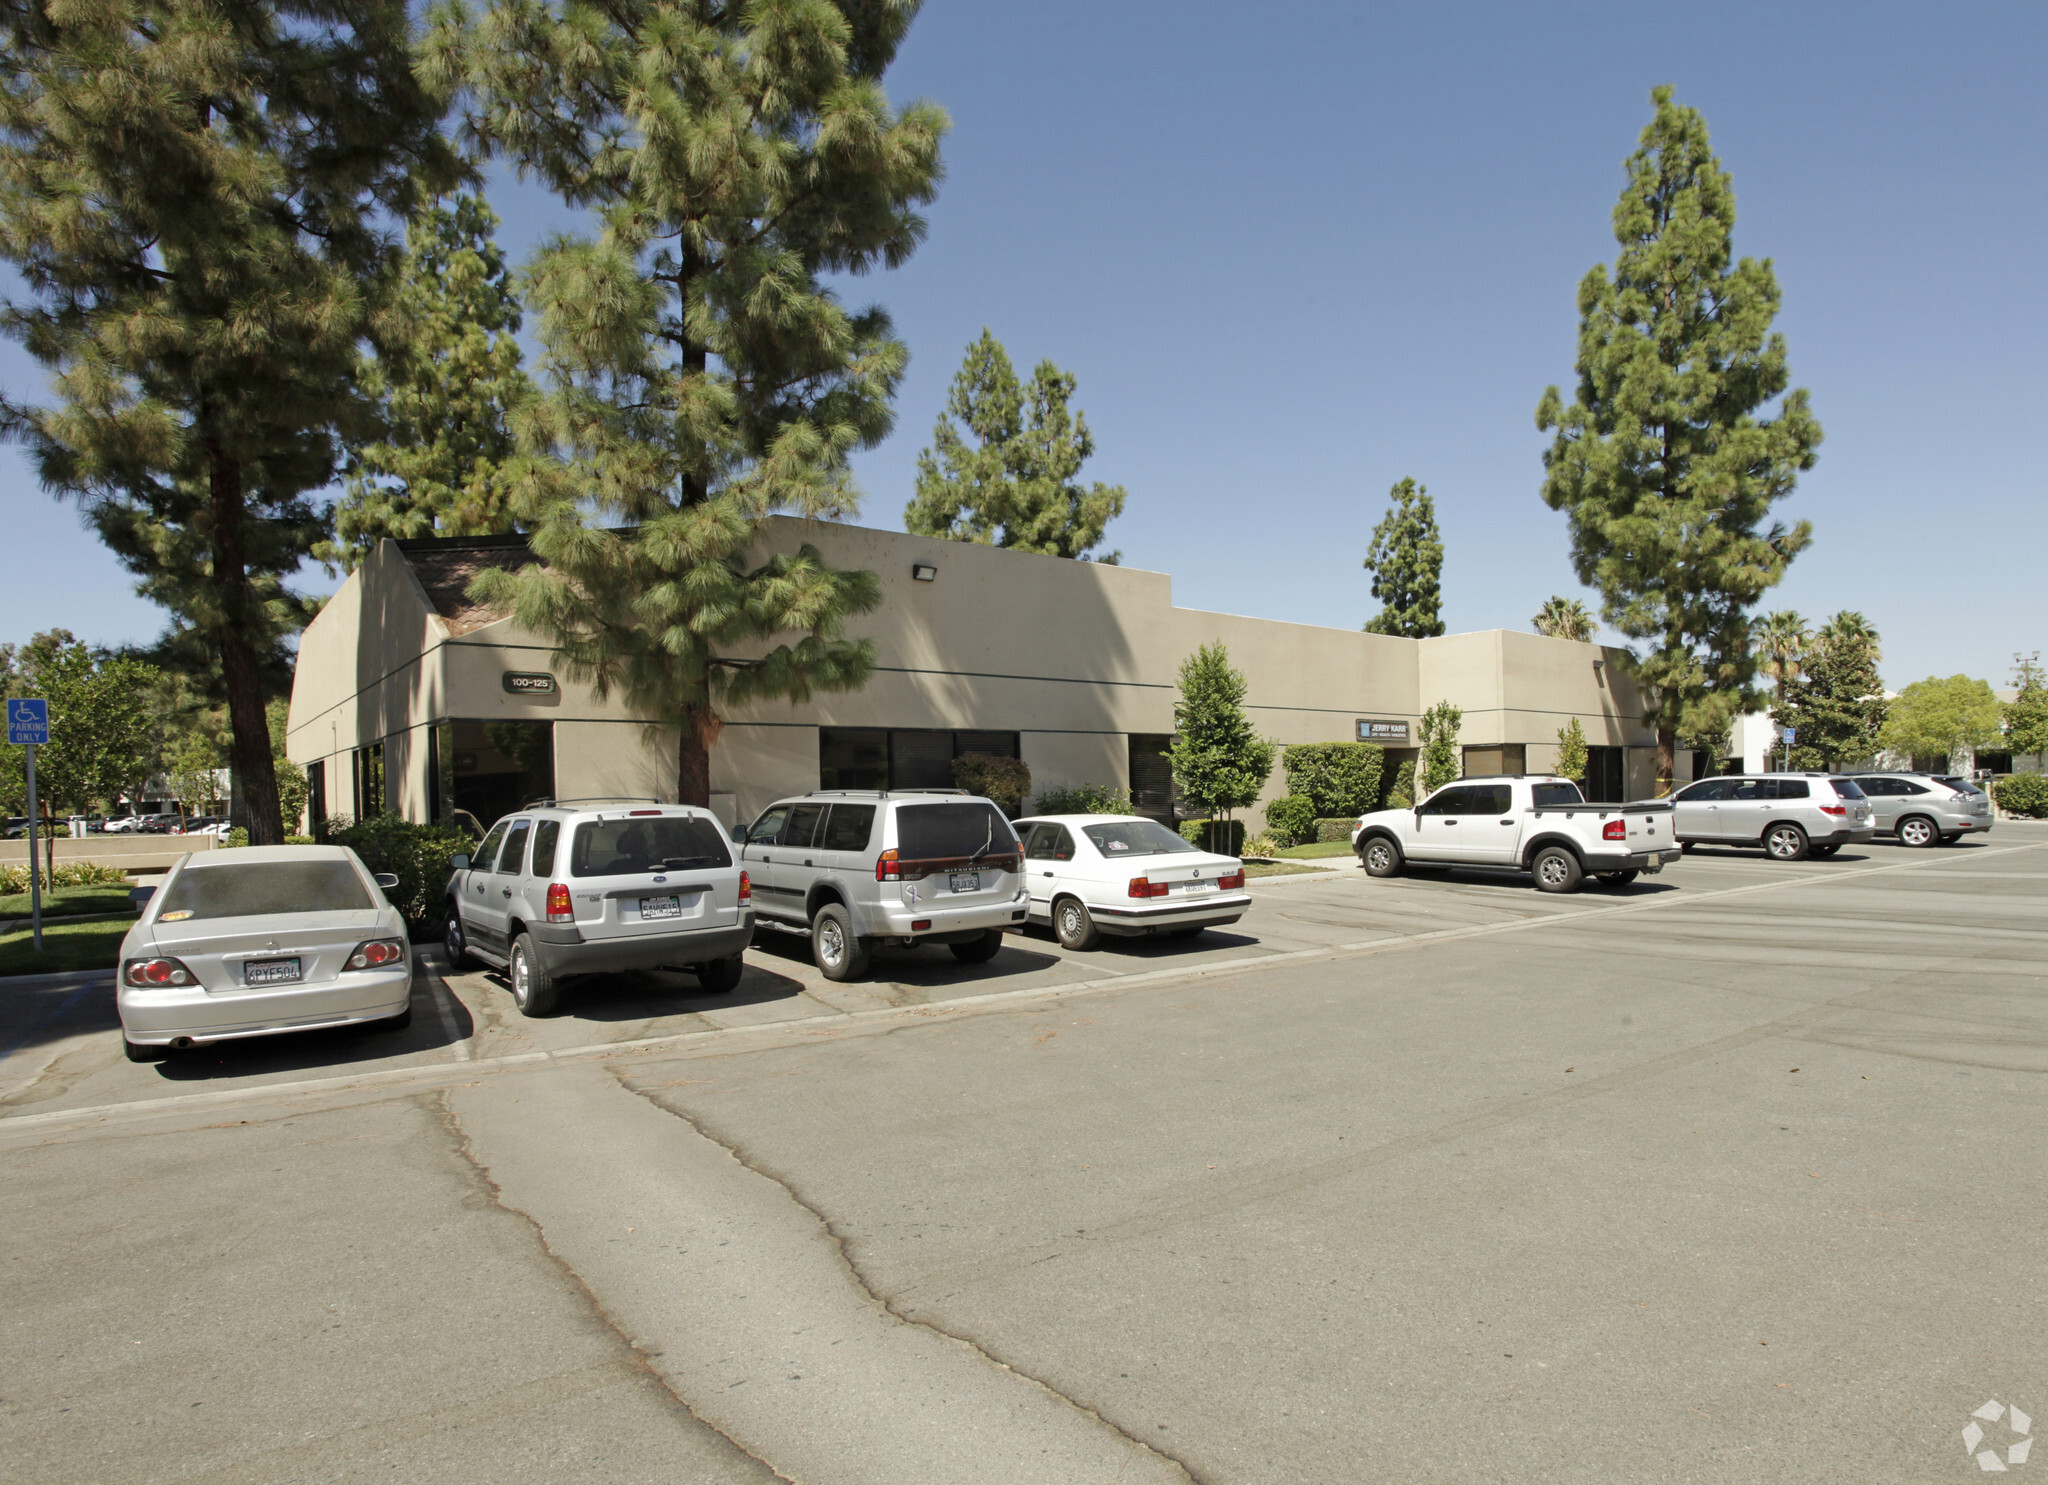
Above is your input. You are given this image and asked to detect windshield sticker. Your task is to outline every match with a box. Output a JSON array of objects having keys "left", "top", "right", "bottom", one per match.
[
  {"left": 159, "top": 909, "right": 194, "bottom": 922},
  {"left": 1105, "top": 840, "right": 1129, "bottom": 851}
]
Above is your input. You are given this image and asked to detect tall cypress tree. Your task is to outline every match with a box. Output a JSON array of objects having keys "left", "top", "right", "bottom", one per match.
[
  {"left": 1536, "top": 86, "right": 1821, "bottom": 788},
  {"left": 438, "top": 0, "right": 946, "bottom": 805},
  {"left": 0, "top": 0, "right": 457, "bottom": 842},
  {"left": 1361, "top": 478, "right": 1444, "bottom": 638}
]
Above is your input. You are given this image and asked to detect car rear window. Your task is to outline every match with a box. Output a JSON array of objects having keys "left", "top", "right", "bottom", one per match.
[
  {"left": 569, "top": 816, "right": 733, "bottom": 877},
  {"left": 154, "top": 861, "right": 373, "bottom": 922},
  {"left": 895, "top": 802, "right": 1019, "bottom": 860},
  {"left": 1937, "top": 777, "right": 1986, "bottom": 797},
  {"left": 1081, "top": 819, "right": 1200, "bottom": 858},
  {"left": 1828, "top": 779, "right": 1867, "bottom": 800},
  {"left": 1532, "top": 783, "right": 1586, "bottom": 808}
]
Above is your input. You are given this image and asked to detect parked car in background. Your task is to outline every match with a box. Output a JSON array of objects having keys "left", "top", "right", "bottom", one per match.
[
  {"left": 443, "top": 800, "right": 753, "bottom": 1015},
  {"left": 1008, "top": 813, "right": 1248, "bottom": 950},
  {"left": 1352, "top": 775, "right": 1678, "bottom": 892},
  {"left": 117, "top": 844, "right": 412, "bottom": 1062},
  {"left": 3, "top": 816, "right": 29, "bottom": 840},
  {"left": 740, "top": 790, "right": 1027, "bottom": 980},
  {"left": 1670, "top": 773, "right": 1873, "bottom": 860},
  {"left": 1842, "top": 773, "right": 1994, "bottom": 847}
]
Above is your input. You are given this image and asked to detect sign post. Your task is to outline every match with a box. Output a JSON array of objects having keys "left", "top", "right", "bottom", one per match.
[
  {"left": 1782, "top": 726, "right": 1796, "bottom": 774},
  {"left": 9, "top": 698, "right": 51, "bottom": 952}
]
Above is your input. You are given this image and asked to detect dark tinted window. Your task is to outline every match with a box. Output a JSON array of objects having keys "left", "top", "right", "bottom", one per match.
[
  {"left": 1418, "top": 787, "right": 1470, "bottom": 816},
  {"left": 1899, "top": 780, "right": 1929, "bottom": 795},
  {"left": 496, "top": 820, "right": 531, "bottom": 873},
  {"left": 570, "top": 817, "right": 733, "bottom": 877},
  {"left": 1532, "top": 783, "right": 1585, "bottom": 808},
  {"left": 1849, "top": 777, "right": 1889, "bottom": 796},
  {"left": 781, "top": 803, "right": 827, "bottom": 848},
  {"left": 819, "top": 804, "right": 876, "bottom": 852},
  {"left": 1676, "top": 779, "right": 1727, "bottom": 802},
  {"left": 1774, "top": 779, "right": 1810, "bottom": 800},
  {"left": 1829, "top": 779, "right": 1867, "bottom": 800},
  {"left": 1728, "top": 780, "right": 1765, "bottom": 800},
  {"left": 1938, "top": 777, "right": 1986, "bottom": 797},
  {"left": 155, "top": 860, "right": 373, "bottom": 921},
  {"left": 895, "top": 802, "right": 1018, "bottom": 860},
  {"left": 531, "top": 820, "right": 561, "bottom": 876},
  {"left": 1465, "top": 784, "right": 1513, "bottom": 816},
  {"left": 747, "top": 806, "right": 789, "bottom": 844}
]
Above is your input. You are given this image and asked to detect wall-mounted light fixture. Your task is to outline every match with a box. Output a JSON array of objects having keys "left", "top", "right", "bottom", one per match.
[
  {"left": 911, "top": 563, "right": 938, "bottom": 582},
  {"left": 1592, "top": 658, "right": 1605, "bottom": 686}
]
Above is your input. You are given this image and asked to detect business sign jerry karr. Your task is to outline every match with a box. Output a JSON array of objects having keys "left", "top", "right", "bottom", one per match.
[
  {"left": 1357, "top": 718, "right": 1410, "bottom": 744},
  {"left": 503, "top": 671, "right": 557, "bottom": 696}
]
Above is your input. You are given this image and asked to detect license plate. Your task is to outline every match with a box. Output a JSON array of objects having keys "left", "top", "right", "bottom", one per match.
[
  {"left": 948, "top": 872, "right": 980, "bottom": 893},
  {"left": 639, "top": 896, "right": 682, "bottom": 919},
  {"left": 1175, "top": 880, "right": 1217, "bottom": 895},
  {"left": 243, "top": 957, "right": 302, "bottom": 986}
]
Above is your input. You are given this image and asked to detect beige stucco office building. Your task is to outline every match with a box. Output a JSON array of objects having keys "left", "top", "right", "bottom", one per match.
[{"left": 286, "top": 517, "right": 1675, "bottom": 835}]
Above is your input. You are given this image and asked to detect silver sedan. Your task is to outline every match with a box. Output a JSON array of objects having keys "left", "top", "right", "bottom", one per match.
[{"left": 117, "top": 845, "right": 414, "bottom": 1062}]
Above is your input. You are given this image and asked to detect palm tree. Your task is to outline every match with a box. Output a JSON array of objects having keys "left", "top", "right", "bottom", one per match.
[
  {"left": 1815, "top": 610, "right": 1882, "bottom": 662},
  {"left": 1532, "top": 596, "right": 1595, "bottom": 642},
  {"left": 1756, "top": 609, "right": 1810, "bottom": 708}
]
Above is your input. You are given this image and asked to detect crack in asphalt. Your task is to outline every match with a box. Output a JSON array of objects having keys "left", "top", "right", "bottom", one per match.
[
  {"left": 429, "top": 1089, "right": 795, "bottom": 1484},
  {"left": 615, "top": 1068, "right": 1208, "bottom": 1485}
]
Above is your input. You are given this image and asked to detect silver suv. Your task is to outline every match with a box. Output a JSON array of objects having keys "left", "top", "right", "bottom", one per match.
[
  {"left": 1670, "top": 773, "right": 1875, "bottom": 860},
  {"left": 1842, "top": 773, "right": 1994, "bottom": 847},
  {"left": 443, "top": 800, "right": 753, "bottom": 1015},
  {"left": 740, "top": 790, "right": 1027, "bottom": 981}
]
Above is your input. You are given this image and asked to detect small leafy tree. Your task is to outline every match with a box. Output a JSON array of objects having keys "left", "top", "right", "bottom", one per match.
[
  {"left": 1555, "top": 717, "right": 1589, "bottom": 783},
  {"left": 1262, "top": 795, "right": 1316, "bottom": 846},
  {"left": 2004, "top": 653, "right": 2048, "bottom": 758},
  {"left": 952, "top": 753, "right": 1031, "bottom": 816},
  {"left": 1168, "top": 643, "right": 1275, "bottom": 849},
  {"left": 1882, "top": 676, "right": 2003, "bottom": 771},
  {"left": 905, "top": 329, "right": 1126, "bottom": 562},
  {"left": 1418, "top": 701, "right": 1463, "bottom": 793},
  {"left": 166, "top": 731, "right": 226, "bottom": 823},
  {"left": 1361, "top": 477, "right": 1444, "bottom": 637},
  {"left": 1532, "top": 597, "right": 1594, "bottom": 641},
  {"left": 1387, "top": 759, "right": 1418, "bottom": 809}
]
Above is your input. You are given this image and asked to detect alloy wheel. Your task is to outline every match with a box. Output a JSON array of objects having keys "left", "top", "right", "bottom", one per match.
[
  {"left": 1538, "top": 855, "right": 1570, "bottom": 888},
  {"left": 818, "top": 917, "right": 844, "bottom": 967}
]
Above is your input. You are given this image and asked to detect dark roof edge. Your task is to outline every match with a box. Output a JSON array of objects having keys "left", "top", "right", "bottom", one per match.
[{"left": 392, "top": 532, "right": 534, "bottom": 554}]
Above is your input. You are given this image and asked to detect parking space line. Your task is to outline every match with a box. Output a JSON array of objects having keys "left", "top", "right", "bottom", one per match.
[{"left": 416, "top": 958, "right": 472, "bottom": 1062}]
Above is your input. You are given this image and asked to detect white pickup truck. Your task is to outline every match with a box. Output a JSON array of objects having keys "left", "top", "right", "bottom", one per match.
[{"left": 1350, "top": 775, "right": 1680, "bottom": 893}]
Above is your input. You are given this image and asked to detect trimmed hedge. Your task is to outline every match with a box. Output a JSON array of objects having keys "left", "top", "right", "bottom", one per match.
[
  {"left": 1263, "top": 794, "right": 1316, "bottom": 846},
  {"left": 1314, "top": 817, "right": 1358, "bottom": 844},
  {"left": 1031, "top": 782, "right": 1133, "bottom": 816},
  {"left": 315, "top": 812, "right": 476, "bottom": 931},
  {"left": 1178, "top": 818, "right": 1247, "bottom": 856},
  {"left": 1993, "top": 773, "right": 2048, "bottom": 819},
  {"left": 1282, "top": 742, "right": 1385, "bottom": 818}
]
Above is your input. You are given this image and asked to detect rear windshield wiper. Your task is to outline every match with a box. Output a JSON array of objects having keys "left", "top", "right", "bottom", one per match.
[{"left": 659, "top": 855, "right": 724, "bottom": 869}]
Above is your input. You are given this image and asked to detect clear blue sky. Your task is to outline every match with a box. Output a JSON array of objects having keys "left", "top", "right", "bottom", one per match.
[{"left": 4, "top": 0, "right": 2043, "bottom": 691}]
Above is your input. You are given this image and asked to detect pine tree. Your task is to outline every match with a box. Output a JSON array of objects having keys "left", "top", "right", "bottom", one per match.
[
  {"left": 2005, "top": 653, "right": 2048, "bottom": 758},
  {"left": 1532, "top": 596, "right": 1595, "bottom": 642},
  {"left": 1168, "top": 643, "right": 1275, "bottom": 843},
  {"left": 1536, "top": 87, "right": 1821, "bottom": 790},
  {"left": 1361, "top": 478, "right": 1444, "bottom": 637},
  {"left": 1773, "top": 612, "right": 1885, "bottom": 769},
  {"left": 905, "top": 329, "right": 1125, "bottom": 562},
  {"left": 439, "top": 0, "right": 945, "bottom": 805},
  {"left": 1555, "top": 716, "right": 1589, "bottom": 783},
  {"left": 320, "top": 194, "right": 534, "bottom": 571},
  {"left": 1418, "top": 701, "right": 1463, "bottom": 793},
  {"left": 0, "top": 0, "right": 458, "bottom": 843}
]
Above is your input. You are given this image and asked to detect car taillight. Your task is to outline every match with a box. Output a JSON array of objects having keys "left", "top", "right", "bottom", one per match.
[
  {"left": 1818, "top": 804, "right": 1846, "bottom": 816},
  {"left": 875, "top": 849, "right": 900, "bottom": 882},
  {"left": 123, "top": 956, "right": 194, "bottom": 987},
  {"left": 1218, "top": 870, "right": 1246, "bottom": 890},
  {"left": 738, "top": 870, "right": 751, "bottom": 904},
  {"left": 1602, "top": 819, "right": 1626, "bottom": 841},
  {"left": 546, "top": 882, "right": 573, "bottom": 922},
  {"left": 345, "top": 939, "right": 406, "bottom": 970},
  {"left": 1128, "top": 877, "right": 1169, "bottom": 898}
]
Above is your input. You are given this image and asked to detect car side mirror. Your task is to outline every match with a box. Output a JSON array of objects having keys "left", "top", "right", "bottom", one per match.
[
  {"left": 448, "top": 854, "right": 470, "bottom": 872},
  {"left": 374, "top": 872, "right": 401, "bottom": 891}
]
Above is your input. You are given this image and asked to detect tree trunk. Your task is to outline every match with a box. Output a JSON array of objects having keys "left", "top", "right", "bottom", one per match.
[
  {"left": 210, "top": 446, "right": 285, "bottom": 844},
  {"left": 677, "top": 706, "right": 720, "bottom": 808},
  {"left": 1656, "top": 726, "right": 1677, "bottom": 798}
]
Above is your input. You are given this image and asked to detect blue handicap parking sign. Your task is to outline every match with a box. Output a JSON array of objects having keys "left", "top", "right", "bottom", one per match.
[{"left": 8, "top": 697, "right": 49, "bottom": 745}]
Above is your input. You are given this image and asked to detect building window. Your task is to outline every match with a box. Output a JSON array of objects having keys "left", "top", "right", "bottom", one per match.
[
  {"left": 818, "top": 728, "right": 1019, "bottom": 792},
  {"left": 1582, "top": 746, "right": 1625, "bottom": 803},
  {"left": 1128, "top": 734, "right": 1177, "bottom": 823},
  {"left": 354, "top": 742, "right": 384, "bottom": 819},
  {"left": 307, "top": 759, "right": 326, "bottom": 829},
  {"left": 433, "top": 720, "right": 555, "bottom": 833},
  {"left": 1462, "top": 744, "right": 1526, "bottom": 777}
]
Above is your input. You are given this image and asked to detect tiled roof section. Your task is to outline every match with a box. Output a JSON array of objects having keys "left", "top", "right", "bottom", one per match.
[{"left": 396, "top": 535, "right": 537, "bottom": 636}]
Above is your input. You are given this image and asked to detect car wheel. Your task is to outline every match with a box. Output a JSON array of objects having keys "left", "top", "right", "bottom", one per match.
[
  {"left": 1764, "top": 822, "right": 1809, "bottom": 861},
  {"left": 694, "top": 954, "right": 745, "bottom": 993},
  {"left": 1360, "top": 837, "right": 1403, "bottom": 878},
  {"left": 1594, "top": 869, "right": 1640, "bottom": 887},
  {"left": 123, "top": 1036, "right": 168, "bottom": 1063},
  {"left": 509, "top": 933, "right": 563, "bottom": 1017},
  {"left": 1809, "top": 843, "right": 1840, "bottom": 858},
  {"left": 443, "top": 905, "right": 475, "bottom": 971},
  {"left": 1894, "top": 814, "right": 1938, "bottom": 848},
  {"left": 1532, "top": 846, "right": 1583, "bottom": 893},
  {"left": 1053, "top": 896, "right": 1101, "bottom": 952},
  {"left": 949, "top": 929, "right": 1004, "bottom": 964},
  {"left": 811, "top": 904, "right": 870, "bottom": 981}
]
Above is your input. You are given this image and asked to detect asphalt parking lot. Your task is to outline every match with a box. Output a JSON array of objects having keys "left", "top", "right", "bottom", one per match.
[{"left": 3, "top": 824, "right": 2044, "bottom": 1482}]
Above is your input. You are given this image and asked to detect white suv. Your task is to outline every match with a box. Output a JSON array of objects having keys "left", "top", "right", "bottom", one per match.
[{"left": 442, "top": 800, "right": 754, "bottom": 1015}]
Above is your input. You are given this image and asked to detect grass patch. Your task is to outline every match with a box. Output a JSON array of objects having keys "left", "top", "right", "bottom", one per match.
[
  {"left": 0, "top": 916, "right": 130, "bottom": 977},
  {"left": 1274, "top": 840, "right": 1356, "bottom": 860},
  {"left": 0, "top": 884, "right": 136, "bottom": 919},
  {"left": 1244, "top": 860, "right": 1330, "bottom": 878}
]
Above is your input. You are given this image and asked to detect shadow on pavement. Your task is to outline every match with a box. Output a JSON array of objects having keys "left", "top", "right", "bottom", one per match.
[
  {"left": 746, "top": 926, "right": 1068, "bottom": 986},
  {"left": 0, "top": 976, "right": 118, "bottom": 1062},
  {"left": 150, "top": 975, "right": 470, "bottom": 1083},
  {"left": 492, "top": 961, "right": 814, "bottom": 1024}
]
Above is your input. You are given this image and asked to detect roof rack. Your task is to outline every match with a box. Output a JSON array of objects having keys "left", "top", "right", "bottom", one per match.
[{"left": 521, "top": 796, "right": 666, "bottom": 808}]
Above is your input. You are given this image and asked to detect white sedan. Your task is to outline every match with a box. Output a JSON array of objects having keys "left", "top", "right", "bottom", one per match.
[
  {"left": 1010, "top": 814, "right": 1249, "bottom": 951},
  {"left": 117, "top": 844, "right": 414, "bottom": 1062}
]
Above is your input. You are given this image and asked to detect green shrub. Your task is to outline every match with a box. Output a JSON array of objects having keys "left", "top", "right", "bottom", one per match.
[
  {"left": 1178, "top": 818, "right": 1246, "bottom": 856},
  {"left": 1032, "top": 783, "right": 1134, "bottom": 816},
  {"left": 284, "top": 834, "right": 315, "bottom": 846},
  {"left": 0, "top": 860, "right": 132, "bottom": 893},
  {"left": 1386, "top": 759, "right": 1418, "bottom": 809},
  {"left": 1241, "top": 831, "right": 1282, "bottom": 859},
  {"left": 1992, "top": 773, "right": 2048, "bottom": 819},
  {"left": 953, "top": 753, "right": 1033, "bottom": 814},
  {"left": 225, "top": 826, "right": 249, "bottom": 849},
  {"left": 317, "top": 812, "right": 476, "bottom": 927},
  {"left": 1282, "top": 743, "right": 1385, "bottom": 817},
  {"left": 1262, "top": 794, "right": 1316, "bottom": 846},
  {"left": 1314, "top": 817, "right": 1359, "bottom": 843}
]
